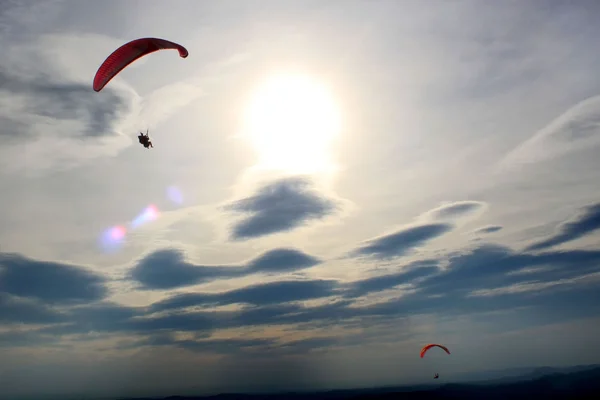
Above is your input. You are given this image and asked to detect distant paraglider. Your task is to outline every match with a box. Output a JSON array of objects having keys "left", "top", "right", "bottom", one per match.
[
  {"left": 93, "top": 37, "right": 188, "bottom": 92},
  {"left": 421, "top": 344, "right": 450, "bottom": 380}
]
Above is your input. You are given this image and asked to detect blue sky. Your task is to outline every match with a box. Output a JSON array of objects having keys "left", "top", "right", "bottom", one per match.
[{"left": 2, "top": 0, "right": 600, "bottom": 399}]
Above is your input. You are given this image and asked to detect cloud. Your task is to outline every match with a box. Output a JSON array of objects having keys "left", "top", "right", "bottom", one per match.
[
  {"left": 424, "top": 201, "right": 487, "bottom": 221},
  {"left": 346, "top": 202, "right": 485, "bottom": 261},
  {"left": 40, "top": 279, "right": 340, "bottom": 338},
  {"left": 126, "top": 333, "right": 342, "bottom": 361},
  {"left": 416, "top": 244, "right": 600, "bottom": 299},
  {"left": 0, "top": 329, "right": 62, "bottom": 348},
  {"left": 474, "top": 225, "right": 503, "bottom": 235},
  {"left": 0, "top": 293, "right": 67, "bottom": 324},
  {"left": 0, "top": 38, "right": 137, "bottom": 174},
  {"left": 133, "top": 334, "right": 276, "bottom": 355},
  {"left": 0, "top": 252, "right": 107, "bottom": 304},
  {"left": 277, "top": 336, "right": 341, "bottom": 353},
  {"left": 225, "top": 177, "right": 340, "bottom": 240},
  {"left": 323, "top": 245, "right": 600, "bottom": 334},
  {"left": 501, "top": 96, "right": 600, "bottom": 166},
  {"left": 352, "top": 223, "right": 453, "bottom": 260},
  {"left": 0, "top": 1, "right": 61, "bottom": 37},
  {"left": 468, "top": 272, "right": 600, "bottom": 298},
  {"left": 0, "top": 68, "right": 127, "bottom": 140},
  {"left": 130, "top": 247, "right": 322, "bottom": 290},
  {"left": 36, "top": 302, "right": 146, "bottom": 338},
  {"left": 150, "top": 279, "right": 339, "bottom": 313},
  {"left": 137, "top": 80, "right": 206, "bottom": 129},
  {"left": 526, "top": 203, "right": 600, "bottom": 251},
  {"left": 246, "top": 248, "right": 321, "bottom": 273},
  {"left": 211, "top": 279, "right": 339, "bottom": 306},
  {"left": 4, "top": 240, "right": 600, "bottom": 359},
  {"left": 344, "top": 260, "right": 439, "bottom": 298},
  {"left": 129, "top": 249, "right": 241, "bottom": 291}
]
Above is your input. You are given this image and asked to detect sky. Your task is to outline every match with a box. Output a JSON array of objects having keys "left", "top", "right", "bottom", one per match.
[{"left": 2, "top": 0, "right": 600, "bottom": 399}]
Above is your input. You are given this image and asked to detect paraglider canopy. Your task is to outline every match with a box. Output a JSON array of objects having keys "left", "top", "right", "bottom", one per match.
[
  {"left": 420, "top": 343, "right": 450, "bottom": 358},
  {"left": 93, "top": 37, "right": 188, "bottom": 92}
]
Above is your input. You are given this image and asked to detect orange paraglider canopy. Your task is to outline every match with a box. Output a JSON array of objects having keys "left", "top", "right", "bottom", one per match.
[
  {"left": 420, "top": 343, "right": 450, "bottom": 358},
  {"left": 93, "top": 37, "right": 188, "bottom": 92}
]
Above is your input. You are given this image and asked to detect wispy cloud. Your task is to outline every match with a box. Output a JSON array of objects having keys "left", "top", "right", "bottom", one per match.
[
  {"left": 474, "top": 225, "right": 503, "bottom": 235},
  {"left": 131, "top": 334, "right": 276, "bottom": 355},
  {"left": 343, "top": 260, "right": 439, "bottom": 298},
  {"left": 501, "top": 96, "right": 600, "bottom": 167},
  {"left": 0, "top": 293, "right": 67, "bottom": 324},
  {"left": 526, "top": 203, "right": 600, "bottom": 251},
  {"left": 3, "top": 227, "right": 600, "bottom": 373},
  {"left": 129, "top": 249, "right": 240, "bottom": 291},
  {"left": 0, "top": 34, "right": 137, "bottom": 174},
  {"left": 0, "top": 1, "right": 62, "bottom": 37},
  {"left": 351, "top": 223, "right": 453, "bottom": 260},
  {"left": 130, "top": 247, "right": 322, "bottom": 290},
  {"left": 225, "top": 176, "right": 341, "bottom": 240},
  {"left": 246, "top": 248, "right": 321, "bottom": 273},
  {"left": 424, "top": 201, "right": 487, "bottom": 221},
  {"left": 0, "top": 252, "right": 107, "bottom": 304},
  {"left": 348, "top": 201, "right": 488, "bottom": 261},
  {"left": 6, "top": 240, "right": 600, "bottom": 348},
  {"left": 0, "top": 68, "right": 126, "bottom": 139},
  {"left": 150, "top": 279, "right": 340, "bottom": 313}
]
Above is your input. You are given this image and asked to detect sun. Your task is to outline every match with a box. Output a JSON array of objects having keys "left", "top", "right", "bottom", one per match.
[{"left": 241, "top": 73, "right": 341, "bottom": 175}]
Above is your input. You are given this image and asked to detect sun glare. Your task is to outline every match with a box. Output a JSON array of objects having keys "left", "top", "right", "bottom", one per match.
[{"left": 242, "top": 73, "right": 341, "bottom": 175}]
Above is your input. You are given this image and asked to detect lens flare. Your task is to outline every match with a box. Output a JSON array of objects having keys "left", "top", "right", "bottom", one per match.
[
  {"left": 167, "top": 186, "right": 183, "bottom": 205},
  {"left": 99, "top": 203, "right": 163, "bottom": 254},
  {"left": 111, "top": 225, "right": 126, "bottom": 240},
  {"left": 130, "top": 204, "right": 160, "bottom": 229},
  {"left": 100, "top": 225, "right": 127, "bottom": 252}
]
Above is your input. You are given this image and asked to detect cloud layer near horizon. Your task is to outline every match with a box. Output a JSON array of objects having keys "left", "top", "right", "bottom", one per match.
[{"left": 4, "top": 202, "right": 600, "bottom": 355}]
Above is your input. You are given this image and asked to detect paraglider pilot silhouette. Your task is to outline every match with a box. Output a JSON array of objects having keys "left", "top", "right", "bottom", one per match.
[{"left": 138, "top": 129, "right": 153, "bottom": 149}]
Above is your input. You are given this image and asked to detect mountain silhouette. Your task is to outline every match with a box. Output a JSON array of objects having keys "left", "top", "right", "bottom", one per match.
[{"left": 120, "top": 365, "right": 600, "bottom": 400}]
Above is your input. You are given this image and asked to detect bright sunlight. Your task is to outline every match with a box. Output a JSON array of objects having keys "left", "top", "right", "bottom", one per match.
[{"left": 241, "top": 73, "right": 341, "bottom": 175}]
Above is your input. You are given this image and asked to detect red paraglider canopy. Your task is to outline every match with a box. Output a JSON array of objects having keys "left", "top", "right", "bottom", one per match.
[
  {"left": 93, "top": 37, "right": 188, "bottom": 92},
  {"left": 420, "top": 343, "right": 450, "bottom": 358}
]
